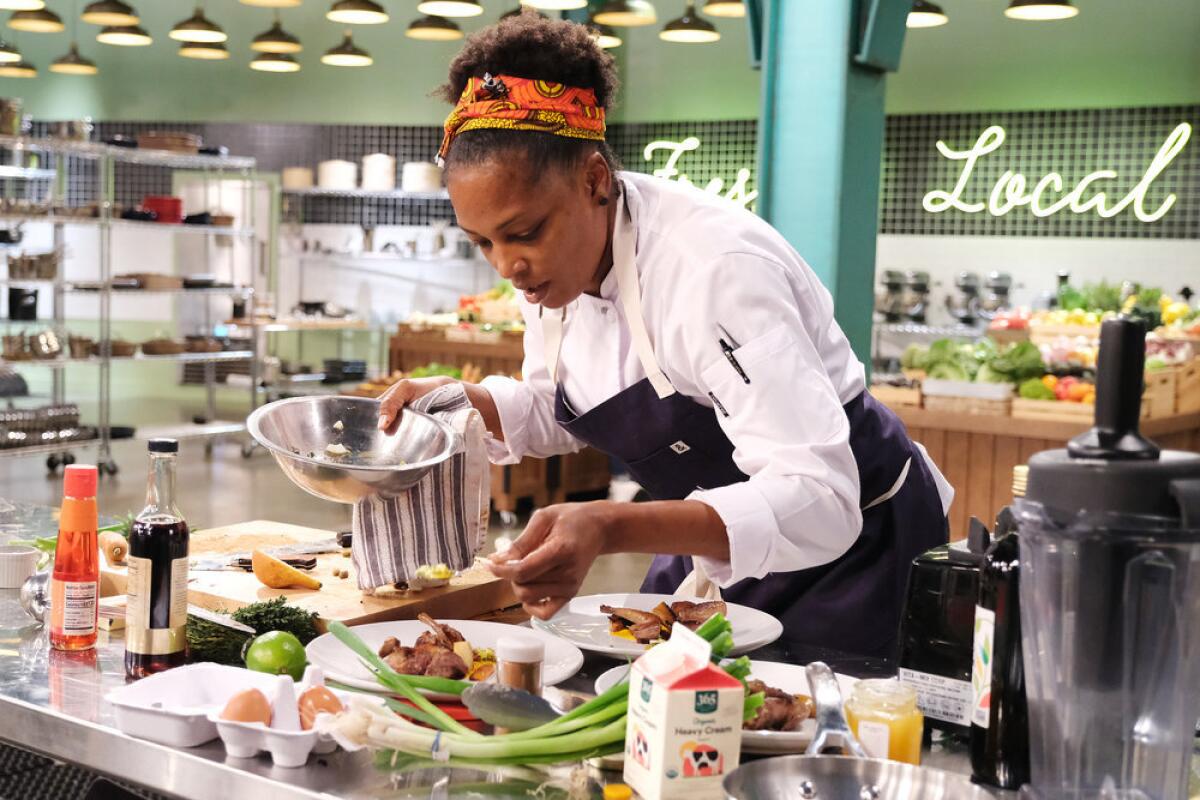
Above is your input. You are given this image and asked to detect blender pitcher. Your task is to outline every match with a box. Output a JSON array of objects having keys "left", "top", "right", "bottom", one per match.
[{"left": 1017, "top": 317, "right": 1200, "bottom": 800}]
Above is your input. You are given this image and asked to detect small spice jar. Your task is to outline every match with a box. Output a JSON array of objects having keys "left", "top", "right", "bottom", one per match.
[
  {"left": 844, "top": 679, "right": 924, "bottom": 765},
  {"left": 496, "top": 636, "right": 544, "bottom": 696}
]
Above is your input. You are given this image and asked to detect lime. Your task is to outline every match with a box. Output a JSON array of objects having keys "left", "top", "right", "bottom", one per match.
[{"left": 244, "top": 630, "right": 307, "bottom": 681}]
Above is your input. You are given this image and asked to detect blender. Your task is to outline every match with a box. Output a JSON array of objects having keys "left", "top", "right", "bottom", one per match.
[{"left": 1017, "top": 317, "right": 1200, "bottom": 800}]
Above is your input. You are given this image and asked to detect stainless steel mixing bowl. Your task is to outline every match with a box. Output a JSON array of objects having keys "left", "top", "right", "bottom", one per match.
[{"left": 247, "top": 395, "right": 458, "bottom": 504}]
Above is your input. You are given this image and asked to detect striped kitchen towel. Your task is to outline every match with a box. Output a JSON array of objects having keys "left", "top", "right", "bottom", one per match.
[{"left": 350, "top": 383, "right": 490, "bottom": 591}]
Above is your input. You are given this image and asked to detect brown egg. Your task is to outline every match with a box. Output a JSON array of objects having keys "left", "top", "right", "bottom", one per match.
[
  {"left": 219, "top": 688, "right": 272, "bottom": 726},
  {"left": 297, "top": 686, "right": 343, "bottom": 731}
]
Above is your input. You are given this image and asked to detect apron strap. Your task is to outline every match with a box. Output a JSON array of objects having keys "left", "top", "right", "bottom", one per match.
[{"left": 539, "top": 182, "right": 676, "bottom": 400}]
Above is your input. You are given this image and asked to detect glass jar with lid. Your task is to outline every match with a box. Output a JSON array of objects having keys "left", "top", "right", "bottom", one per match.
[{"left": 844, "top": 679, "right": 924, "bottom": 764}]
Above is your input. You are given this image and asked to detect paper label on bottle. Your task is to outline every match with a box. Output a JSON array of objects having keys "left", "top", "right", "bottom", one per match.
[
  {"left": 124, "top": 555, "right": 150, "bottom": 629},
  {"left": 857, "top": 720, "right": 890, "bottom": 760},
  {"left": 898, "top": 668, "right": 972, "bottom": 727},
  {"left": 54, "top": 580, "right": 97, "bottom": 635},
  {"left": 971, "top": 606, "right": 996, "bottom": 729},
  {"left": 169, "top": 557, "right": 188, "bottom": 628}
]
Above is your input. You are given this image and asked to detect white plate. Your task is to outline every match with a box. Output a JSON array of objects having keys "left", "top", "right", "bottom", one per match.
[
  {"left": 594, "top": 660, "right": 859, "bottom": 755},
  {"left": 531, "top": 593, "right": 783, "bottom": 658},
  {"left": 305, "top": 620, "right": 584, "bottom": 693}
]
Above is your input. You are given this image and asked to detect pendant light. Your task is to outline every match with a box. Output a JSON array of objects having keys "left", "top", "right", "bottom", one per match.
[
  {"left": 170, "top": 7, "right": 226, "bottom": 43},
  {"left": 0, "top": 38, "right": 21, "bottom": 61},
  {"left": 0, "top": 1, "right": 44, "bottom": 10},
  {"left": 51, "top": 42, "right": 98, "bottom": 73},
  {"left": 1005, "top": 0, "right": 1078, "bottom": 20},
  {"left": 239, "top": 0, "right": 300, "bottom": 6},
  {"left": 179, "top": 40, "right": 227, "bottom": 59},
  {"left": 405, "top": 14, "right": 462, "bottom": 40},
  {"left": 660, "top": 1, "right": 719, "bottom": 43},
  {"left": 321, "top": 29, "right": 371, "bottom": 66},
  {"left": 250, "top": 51, "right": 299, "bottom": 71},
  {"left": 701, "top": 0, "right": 743, "bottom": 16},
  {"left": 251, "top": 17, "right": 300, "bottom": 53},
  {"left": 326, "top": 0, "right": 388, "bottom": 24},
  {"left": 97, "top": 23, "right": 149, "bottom": 45},
  {"left": 8, "top": 8, "right": 64, "bottom": 32},
  {"left": 907, "top": 0, "right": 947, "bottom": 28},
  {"left": 416, "top": 0, "right": 483, "bottom": 17},
  {"left": 80, "top": 0, "right": 136, "bottom": 25},
  {"left": 589, "top": 21, "right": 621, "bottom": 49},
  {"left": 593, "top": 0, "right": 655, "bottom": 27},
  {"left": 519, "top": 0, "right": 587, "bottom": 10},
  {"left": 0, "top": 58, "right": 35, "bottom": 76}
]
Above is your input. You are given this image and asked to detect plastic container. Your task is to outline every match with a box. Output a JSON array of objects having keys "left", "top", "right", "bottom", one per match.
[
  {"left": 0, "top": 545, "right": 40, "bottom": 588},
  {"left": 50, "top": 465, "right": 99, "bottom": 651},
  {"left": 105, "top": 663, "right": 345, "bottom": 766},
  {"left": 496, "top": 636, "right": 543, "bottom": 696}
]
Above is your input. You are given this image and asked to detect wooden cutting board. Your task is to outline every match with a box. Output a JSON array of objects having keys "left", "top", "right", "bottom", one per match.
[{"left": 100, "top": 519, "right": 518, "bottom": 627}]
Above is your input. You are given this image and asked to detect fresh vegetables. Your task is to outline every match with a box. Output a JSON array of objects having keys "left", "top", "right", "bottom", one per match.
[
  {"left": 251, "top": 549, "right": 322, "bottom": 591},
  {"left": 905, "top": 338, "right": 1045, "bottom": 385},
  {"left": 187, "top": 597, "right": 319, "bottom": 665},
  {"left": 406, "top": 363, "right": 463, "bottom": 380},
  {"left": 1019, "top": 378, "right": 1056, "bottom": 400},
  {"left": 245, "top": 630, "right": 309, "bottom": 681},
  {"left": 326, "top": 613, "right": 763, "bottom": 765},
  {"left": 1058, "top": 280, "right": 1123, "bottom": 313},
  {"left": 99, "top": 531, "right": 128, "bottom": 566}
]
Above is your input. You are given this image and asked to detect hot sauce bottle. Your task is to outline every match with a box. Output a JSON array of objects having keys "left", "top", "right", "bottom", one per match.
[
  {"left": 125, "top": 439, "right": 189, "bottom": 678},
  {"left": 50, "top": 465, "right": 100, "bottom": 651}
]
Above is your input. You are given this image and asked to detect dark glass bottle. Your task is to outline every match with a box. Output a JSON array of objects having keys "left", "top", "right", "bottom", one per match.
[
  {"left": 125, "top": 439, "right": 189, "bottom": 679},
  {"left": 969, "top": 526, "right": 1030, "bottom": 788}
]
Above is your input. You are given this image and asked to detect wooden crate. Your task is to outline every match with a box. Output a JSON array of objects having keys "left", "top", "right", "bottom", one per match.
[
  {"left": 390, "top": 331, "right": 523, "bottom": 379},
  {"left": 549, "top": 448, "right": 612, "bottom": 504},
  {"left": 1029, "top": 322, "right": 1100, "bottom": 345},
  {"left": 1144, "top": 369, "right": 1177, "bottom": 418},
  {"left": 1012, "top": 398, "right": 1094, "bottom": 424},
  {"left": 871, "top": 384, "right": 922, "bottom": 409},
  {"left": 924, "top": 395, "right": 1011, "bottom": 417},
  {"left": 1176, "top": 360, "right": 1200, "bottom": 415},
  {"left": 491, "top": 458, "right": 550, "bottom": 514}
]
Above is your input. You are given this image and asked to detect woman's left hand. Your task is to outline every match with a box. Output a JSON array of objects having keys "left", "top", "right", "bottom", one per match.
[{"left": 487, "top": 501, "right": 614, "bottom": 620}]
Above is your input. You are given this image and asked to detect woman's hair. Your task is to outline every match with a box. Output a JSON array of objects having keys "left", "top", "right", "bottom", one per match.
[{"left": 438, "top": 10, "right": 622, "bottom": 176}]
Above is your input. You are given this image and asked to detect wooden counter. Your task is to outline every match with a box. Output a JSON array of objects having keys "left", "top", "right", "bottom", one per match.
[{"left": 893, "top": 406, "right": 1200, "bottom": 539}]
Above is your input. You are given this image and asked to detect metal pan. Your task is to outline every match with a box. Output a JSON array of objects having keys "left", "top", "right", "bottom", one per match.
[{"left": 723, "top": 754, "right": 1001, "bottom": 799}]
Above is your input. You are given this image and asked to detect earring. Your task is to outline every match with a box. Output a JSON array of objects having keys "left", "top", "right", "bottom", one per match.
[{"left": 599, "top": 197, "right": 609, "bottom": 207}]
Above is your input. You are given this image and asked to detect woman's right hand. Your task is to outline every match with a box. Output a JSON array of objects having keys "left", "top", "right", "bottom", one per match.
[{"left": 377, "top": 376, "right": 456, "bottom": 433}]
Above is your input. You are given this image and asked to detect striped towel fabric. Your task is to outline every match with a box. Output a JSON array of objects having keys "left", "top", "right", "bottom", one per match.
[{"left": 350, "top": 383, "right": 490, "bottom": 590}]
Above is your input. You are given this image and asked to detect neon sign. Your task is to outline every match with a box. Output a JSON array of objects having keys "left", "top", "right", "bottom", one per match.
[
  {"left": 922, "top": 122, "right": 1191, "bottom": 223},
  {"left": 642, "top": 137, "right": 758, "bottom": 208}
]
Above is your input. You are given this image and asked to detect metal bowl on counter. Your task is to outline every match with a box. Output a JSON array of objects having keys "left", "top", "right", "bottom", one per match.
[
  {"left": 723, "top": 755, "right": 1002, "bottom": 799},
  {"left": 247, "top": 395, "right": 457, "bottom": 504}
]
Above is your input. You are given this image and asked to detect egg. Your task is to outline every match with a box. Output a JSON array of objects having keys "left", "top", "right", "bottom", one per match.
[
  {"left": 220, "top": 688, "right": 272, "bottom": 726},
  {"left": 297, "top": 686, "right": 343, "bottom": 730}
]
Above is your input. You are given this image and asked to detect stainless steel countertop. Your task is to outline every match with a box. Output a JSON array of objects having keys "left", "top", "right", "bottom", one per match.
[{"left": 0, "top": 497, "right": 991, "bottom": 800}]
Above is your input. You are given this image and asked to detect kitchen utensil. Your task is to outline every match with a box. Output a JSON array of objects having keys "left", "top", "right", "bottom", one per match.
[
  {"left": 297, "top": 300, "right": 326, "bottom": 316},
  {"left": 945, "top": 271, "right": 982, "bottom": 325},
  {"left": 142, "top": 196, "right": 183, "bottom": 224},
  {"left": 595, "top": 660, "right": 858, "bottom": 755},
  {"left": 0, "top": 366, "right": 28, "bottom": 397},
  {"left": 1017, "top": 317, "right": 1200, "bottom": 800},
  {"left": 722, "top": 755, "right": 999, "bottom": 799},
  {"left": 804, "top": 661, "right": 867, "bottom": 757},
  {"left": 305, "top": 619, "right": 584, "bottom": 695},
  {"left": 0, "top": 226, "right": 23, "bottom": 245},
  {"left": 896, "top": 518, "right": 991, "bottom": 734},
  {"left": 361, "top": 153, "right": 396, "bottom": 191},
  {"left": 115, "top": 273, "right": 185, "bottom": 290},
  {"left": 183, "top": 212, "right": 212, "bottom": 226},
  {"left": 30, "top": 329, "right": 62, "bottom": 359},
  {"left": 978, "top": 271, "right": 1013, "bottom": 321},
  {"left": 140, "top": 338, "right": 186, "bottom": 356},
  {"left": 7, "top": 287, "right": 37, "bottom": 321},
  {"left": 93, "top": 340, "right": 137, "bottom": 358},
  {"left": 198, "top": 145, "right": 229, "bottom": 157},
  {"left": 190, "top": 541, "right": 342, "bottom": 572},
  {"left": 0, "top": 545, "right": 41, "bottom": 589},
  {"left": 247, "top": 396, "right": 458, "bottom": 503},
  {"left": 185, "top": 336, "right": 222, "bottom": 353},
  {"left": 19, "top": 570, "right": 49, "bottom": 623},
  {"left": 120, "top": 208, "right": 157, "bottom": 222},
  {"left": 531, "top": 593, "right": 783, "bottom": 658},
  {"left": 68, "top": 336, "right": 94, "bottom": 359},
  {"left": 317, "top": 160, "right": 356, "bottom": 191},
  {"left": 902, "top": 270, "right": 931, "bottom": 323}
]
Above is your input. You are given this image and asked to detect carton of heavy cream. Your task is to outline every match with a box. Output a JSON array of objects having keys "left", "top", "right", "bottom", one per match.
[{"left": 622, "top": 623, "right": 743, "bottom": 800}]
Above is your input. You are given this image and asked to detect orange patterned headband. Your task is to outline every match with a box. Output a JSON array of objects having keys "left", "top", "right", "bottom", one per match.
[{"left": 437, "top": 73, "right": 606, "bottom": 165}]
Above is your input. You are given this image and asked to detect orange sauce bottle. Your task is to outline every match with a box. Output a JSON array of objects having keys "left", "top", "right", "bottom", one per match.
[{"left": 50, "top": 465, "right": 100, "bottom": 651}]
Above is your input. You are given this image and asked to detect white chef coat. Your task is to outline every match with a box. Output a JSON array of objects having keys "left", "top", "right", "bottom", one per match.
[{"left": 481, "top": 171, "right": 953, "bottom": 588}]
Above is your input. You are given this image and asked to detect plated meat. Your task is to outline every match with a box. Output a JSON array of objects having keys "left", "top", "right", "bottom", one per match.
[
  {"left": 742, "top": 679, "right": 815, "bottom": 732},
  {"left": 601, "top": 600, "right": 729, "bottom": 643},
  {"left": 376, "top": 616, "right": 473, "bottom": 680}
]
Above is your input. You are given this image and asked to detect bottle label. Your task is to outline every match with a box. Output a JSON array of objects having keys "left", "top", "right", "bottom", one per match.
[
  {"left": 52, "top": 580, "right": 97, "bottom": 636},
  {"left": 857, "top": 720, "right": 890, "bottom": 759},
  {"left": 971, "top": 606, "right": 996, "bottom": 729},
  {"left": 897, "top": 668, "right": 972, "bottom": 727},
  {"left": 124, "top": 555, "right": 187, "bottom": 656},
  {"left": 170, "top": 556, "right": 188, "bottom": 628},
  {"left": 125, "top": 555, "right": 150, "bottom": 630}
]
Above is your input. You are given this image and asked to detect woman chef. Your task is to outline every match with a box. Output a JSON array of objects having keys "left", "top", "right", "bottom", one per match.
[{"left": 379, "top": 13, "right": 953, "bottom": 658}]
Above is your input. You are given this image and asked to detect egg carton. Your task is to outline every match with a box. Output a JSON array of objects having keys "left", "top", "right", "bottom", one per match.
[{"left": 105, "top": 663, "right": 345, "bottom": 768}]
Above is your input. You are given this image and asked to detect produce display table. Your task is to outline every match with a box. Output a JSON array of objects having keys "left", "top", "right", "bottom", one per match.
[{"left": 890, "top": 405, "right": 1200, "bottom": 539}]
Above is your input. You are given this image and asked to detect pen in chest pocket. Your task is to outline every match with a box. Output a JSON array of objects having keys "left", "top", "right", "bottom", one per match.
[{"left": 716, "top": 323, "right": 750, "bottom": 385}]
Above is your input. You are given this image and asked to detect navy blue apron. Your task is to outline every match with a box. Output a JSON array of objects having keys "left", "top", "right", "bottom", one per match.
[{"left": 540, "top": 179, "right": 947, "bottom": 659}]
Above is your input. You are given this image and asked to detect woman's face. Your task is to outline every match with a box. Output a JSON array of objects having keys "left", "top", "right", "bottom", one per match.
[{"left": 448, "top": 150, "right": 612, "bottom": 309}]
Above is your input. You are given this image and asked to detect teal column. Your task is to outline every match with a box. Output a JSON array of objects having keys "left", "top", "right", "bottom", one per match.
[{"left": 756, "top": 0, "right": 909, "bottom": 363}]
